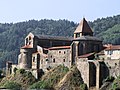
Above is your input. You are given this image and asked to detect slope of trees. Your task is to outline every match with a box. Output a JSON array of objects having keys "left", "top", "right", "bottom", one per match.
[{"left": 0, "top": 15, "right": 120, "bottom": 68}]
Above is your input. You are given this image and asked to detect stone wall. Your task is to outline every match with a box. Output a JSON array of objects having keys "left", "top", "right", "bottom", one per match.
[
  {"left": 104, "top": 59, "right": 120, "bottom": 78},
  {"left": 76, "top": 59, "right": 89, "bottom": 87},
  {"left": 48, "top": 48, "right": 71, "bottom": 68}
]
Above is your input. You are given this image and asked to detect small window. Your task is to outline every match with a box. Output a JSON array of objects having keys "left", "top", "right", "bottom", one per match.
[
  {"left": 33, "top": 57, "right": 35, "bottom": 62},
  {"left": 64, "top": 51, "right": 66, "bottom": 54},
  {"left": 59, "top": 51, "right": 61, "bottom": 53},
  {"left": 29, "top": 41, "right": 31, "bottom": 45},
  {"left": 53, "top": 58, "right": 55, "bottom": 63},
  {"left": 29, "top": 36, "right": 31, "bottom": 40},
  {"left": 41, "top": 59, "right": 43, "bottom": 64},
  {"left": 63, "top": 59, "right": 65, "bottom": 62},
  {"left": 46, "top": 59, "right": 49, "bottom": 61},
  {"left": 51, "top": 55, "right": 52, "bottom": 58},
  {"left": 26, "top": 38, "right": 28, "bottom": 45},
  {"left": 76, "top": 33, "right": 80, "bottom": 38}
]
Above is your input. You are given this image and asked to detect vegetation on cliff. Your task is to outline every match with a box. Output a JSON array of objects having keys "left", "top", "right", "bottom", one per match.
[
  {"left": 100, "top": 76, "right": 120, "bottom": 90},
  {"left": 30, "top": 65, "right": 86, "bottom": 90},
  {"left": 30, "top": 65, "right": 69, "bottom": 89},
  {"left": 0, "top": 69, "right": 36, "bottom": 89},
  {"left": 110, "top": 76, "right": 120, "bottom": 90}
]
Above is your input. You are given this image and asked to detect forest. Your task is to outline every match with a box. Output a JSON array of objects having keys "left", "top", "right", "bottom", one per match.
[{"left": 0, "top": 15, "right": 120, "bottom": 68}]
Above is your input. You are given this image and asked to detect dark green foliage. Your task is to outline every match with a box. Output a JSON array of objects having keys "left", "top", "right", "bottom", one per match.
[
  {"left": 18, "top": 69, "right": 26, "bottom": 74},
  {"left": 2, "top": 81, "right": 21, "bottom": 90},
  {"left": 29, "top": 80, "right": 52, "bottom": 89},
  {"left": 97, "top": 24, "right": 120, "bottom": 44},
  {"left": 80, "top": 83, "right": 88, "bottom": 90},
  {"left": 110, "top": 76, "right": 120, "bottom": 90}
]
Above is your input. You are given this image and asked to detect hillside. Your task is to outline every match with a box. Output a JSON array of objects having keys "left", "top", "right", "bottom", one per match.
[
  {"left": 0, "top": 69, "right": 36, "bottom": 89},
  {"left": 0, "top": 65, "right": 87, "bottom": 90},
  {"left": 30, "top": 65, "right": 86, "bottom": 90},
  {"left": 0, "top": 15, "right": 120, "bottom": 68}
]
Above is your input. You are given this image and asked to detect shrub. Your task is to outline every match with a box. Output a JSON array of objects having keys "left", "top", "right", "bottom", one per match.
[
  {"left": 19, "top": 69, "right": 26, "bottom": 74},
  {"left": 80, "top": 84, "right": 87, "bottom": 90},
  {"left": 103, "top": 76, "right": 115, "bottom": 82},
  {"left": 3, "top": 81, "right": 21, "bottom": 90},
  {"left": 30, "top": 81, "right": 51, "bottom": 89}
]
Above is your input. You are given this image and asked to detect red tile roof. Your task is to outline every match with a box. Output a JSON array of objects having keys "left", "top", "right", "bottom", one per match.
[
  {"left": 21, "top": 45, "right": 33, "bottom": 49},
  {"left": 105, "top": 45, "right": 120, "bottom": 50},
  {"left": 78, "top": 53, "right": 94, "bottom": 58},
  {"left": 48, "top": 46, "right": 70, "bottom": 50}
]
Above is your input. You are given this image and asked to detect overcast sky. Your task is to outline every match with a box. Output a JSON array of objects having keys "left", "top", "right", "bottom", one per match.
[{"left": 0, "top": 0, "right": 120, "bottom": 23}]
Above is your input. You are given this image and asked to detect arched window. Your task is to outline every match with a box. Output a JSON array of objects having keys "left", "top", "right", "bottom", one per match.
[
  {"left": 26, "top": 38, "right": 28, "bottom": 45},
  {"left": 78, "top": 43, "right": 84, "bottom": 56}
]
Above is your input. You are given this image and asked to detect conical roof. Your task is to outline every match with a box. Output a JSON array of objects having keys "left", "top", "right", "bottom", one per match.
[{"left": 74, "top": 18, "right": 93, "bottom": 34}]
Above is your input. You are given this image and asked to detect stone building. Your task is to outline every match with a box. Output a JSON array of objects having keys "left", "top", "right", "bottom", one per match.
[
  {"left": 104, "top": 45, "right": 120, "bottom": 60},
  {"left": 9, "top": 18, "right": 120, "bottom": 89},
  {"left": 17, "top": 18, "right": 103, "bottom": 71}
]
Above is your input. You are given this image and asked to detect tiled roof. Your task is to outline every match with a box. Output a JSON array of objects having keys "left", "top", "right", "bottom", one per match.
[
  {"left": 74, "top": 18, "right": 93, "bottom": 34},
  {"left": 73, "top": 36, "right": 102, "bottom": 41},
  {"left": 35, "top": 34, "right": 73, "bottom": 41},
  {"left": 32, "top": 52, "right": 48, "bottom": 58},
  {"left": 21, "top": 45, "right": 33, "bottom": 49},
  {"left": 78, "top": 53, "right": 94, "bottom": 58},
  {"left": 105, "top": 45, "right": 120, "bottom": 50},
  {"left": 48, "top": 46, "right": 70, "bottom": 50}
]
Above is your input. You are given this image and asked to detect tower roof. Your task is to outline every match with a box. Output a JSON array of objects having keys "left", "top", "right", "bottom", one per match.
[{"left": 74, "top": 18, "right": 93, "bottom": 34}]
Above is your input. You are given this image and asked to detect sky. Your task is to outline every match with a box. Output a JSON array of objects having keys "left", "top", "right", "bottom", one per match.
[{"left": 0, "top": 0, "right": 120, "bottom": 23}]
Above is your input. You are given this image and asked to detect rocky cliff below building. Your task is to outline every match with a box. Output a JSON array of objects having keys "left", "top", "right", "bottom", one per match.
[{"left": 0, "top": 65, "right": 87, "bottom": 90}]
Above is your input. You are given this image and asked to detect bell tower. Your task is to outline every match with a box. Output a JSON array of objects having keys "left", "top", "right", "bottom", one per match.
[{"left": 74, "top": 18, "right": 93, "bottom": 38}]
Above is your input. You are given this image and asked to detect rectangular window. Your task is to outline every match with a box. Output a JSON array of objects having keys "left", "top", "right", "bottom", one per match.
[
  {"left": 33, "top": 57, "right": 35, "bottom": 62},
  {"left": 53, "top": 58, "right": 55, "bottom": 63}
]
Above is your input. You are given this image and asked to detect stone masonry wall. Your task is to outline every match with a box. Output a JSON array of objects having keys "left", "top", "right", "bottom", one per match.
[{"left": 48, "top": 48, "right": 71, "bottom": 68}]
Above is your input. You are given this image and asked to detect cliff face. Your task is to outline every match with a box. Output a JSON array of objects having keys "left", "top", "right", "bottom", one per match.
[
  {"left": 30, "top": 65, "right": 87, "bottom": 90},
  {"left": 55, "top": 66, "right": 84, "bottom": 90}
]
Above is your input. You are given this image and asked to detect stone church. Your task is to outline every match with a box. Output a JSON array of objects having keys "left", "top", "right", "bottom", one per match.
[
  {"left": 17, "top": 18, "right": 102, "bottom": 72},
  {"left": 8, "top": 18, "right": 120, "bottom": 89}
]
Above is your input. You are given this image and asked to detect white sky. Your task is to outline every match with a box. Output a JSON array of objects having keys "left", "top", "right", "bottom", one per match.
[{"left": 0, "top": 0, "right": 120, "bottom": 23}]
